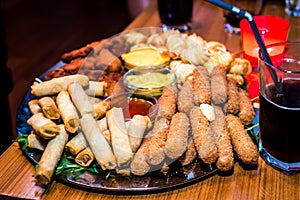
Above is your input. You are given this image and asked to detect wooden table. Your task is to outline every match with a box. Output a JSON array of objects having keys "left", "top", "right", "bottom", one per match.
[{"left": 1, "top": 0, "right": 300, "bottom": 199}]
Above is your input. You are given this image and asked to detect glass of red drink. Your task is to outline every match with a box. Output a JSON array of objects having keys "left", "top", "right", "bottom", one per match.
[
  {"left": 259, "top": 42, "right": 300, "bottom": 175},
  {"left": 157, "top": 0, "right": 193, "bottom": 32}
]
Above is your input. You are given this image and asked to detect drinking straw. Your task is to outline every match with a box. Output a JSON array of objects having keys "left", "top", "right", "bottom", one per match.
[{"left": 206, "top": 0, "right": 282, "bottom": 93}]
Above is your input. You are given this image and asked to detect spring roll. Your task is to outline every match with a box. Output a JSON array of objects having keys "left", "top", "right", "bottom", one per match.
[
  {"left": 106, "top": 107, "right": 133, "bottom": 167},
  {"left": 80, "top": 113, "right": 117, "bottom": 170},
  {"left": 127, "top": 115, "right": 152, "bottom": 153},
  {"left": 28, "top": 99, "right": 42, "bottom": 114},
  {"left": 68, "top": 83, "right": 94, "bottom": 116},
  {"left": 65, "top": 131, "right": 88, "bottom": 155},
  {"left": 31, "top": 74, "right": 89, "bottom": 97},
  {"left": 93, "top": 101, "right": 111, "bottom": 119},
  {"left": 35, "top": 125, "right": 69, "bottom": 185},
  {"left": 27, "top": 132, "right": 46, "bottom": 151},
  {"left": 38, "top": 96, "right": 60, "bottom": 120},
  {"left": 27, "top": 113, "right": 60, "bottom": 140},
  {"left": 75, "top": 147, "right": 94, "bottom": 167},
  {"left": 56, "top": 90, "right": 80, "bottom": 133},
  {"left": 96, "top": 117, "right": 110, "bottom": 143},
  {"left": 84, "top": 81, "right": 108, "bottom": 97}
]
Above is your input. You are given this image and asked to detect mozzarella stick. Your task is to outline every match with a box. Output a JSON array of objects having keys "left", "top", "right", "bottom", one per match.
[
  {"left": 156, "top": 84, "right": 178, "bottom": 121},
  {"left": 179, "top": 135, "right": 197, "bottom": 166},
  {"left": 27, "top": 113, "right": 60, "bottom": 140},
  {"left": 84, "top": 81, "right": 108, "bottom": 97},
  {"left": 216, "top": 125, "right": 234, "bottom": 171},
  {"left": 68, "top": 83, "right": 94, "bottom": 116},
  {"left": 226, "top": 114, "right": 259, "bottom": 164},
  {"left": 199, "top": 127, "right": 218, "bottom": 164},
  {"left": 65, "top": 131, "right": 88, "bottom": 155},
  {"left": 31, "top": 74, "right": 89, "bottom": 97},
  {"left": 27, "top": 132, "right": 46, "bottom": 151},
  {"left": 238, "top": 88, "right": 255, "bottom": 125},
  {"left": 164, "top": 112, "right": 189, "bottom": 160},
  {"left": 28, "top": 99, "right": 42, "bottom": 114},
  {"left": 35, "top": 125, "right": 69, "bottom": 185},
  {"left": 130, "top": 145, "right": 150, "bottom": 176},
  {"left": 127, "top": 115, "right": 152, "bottom": 153},
  {"left": 210, "top": 65, "right": 227, "bottom": 104},
  {"left": 177, "top": 79, "right": 194, "bottom": 114},
  {"left": 226, "top": 77, "right": 240, "bottom": 114},
  {"left": 80, "top": 113, "right": 117, "bottom": 170},
  {"left": 106, "top": 107, "right": 133, "bottom": 167},
  {"left": 38, "top": 96, "right": 60, "bottom": 120},
  {"left": 192, "top": 68, "right": 211, "bottom": 105},
  {"left": 75, "top": 147, "right": 94, "bottom": 167},
  {"left": 56, "top": 90, "right": 80, "bottom": 133}
]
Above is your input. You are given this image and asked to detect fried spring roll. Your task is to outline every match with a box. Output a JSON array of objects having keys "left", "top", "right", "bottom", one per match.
[
  {"left": 177, "top": 79, "right": 194, "bottom": 114},
  {"left": 35, "top": 125, "right": 69, "bottom": 185},
  {"left": 97, "top": 117, "right": 110, "bottom": 143},
  {"left": 38, "top": 96, "right": 60, "bottom": 120},
  {"left": 238, "top": 88, "right": 255, "bottom": 125},
  {"left": 164, "top": 112, "right": 189, "bottom": 160},
  {"left": 31, "top": 74, "right": 89, "bottom": 97},
  {"left": 226, "top": 77, "right": 240, "bottom": 114},
  {"left": 93, "top": 101, "right": 111, "bottom": 119},
  {"left": 210, "top": 65, "right": 227, "bottom": 104},
  {"left": 226, "top": 114, "right": 259, "bottom": 164},
  {"left": 27, "top": 113, "right": 60, "bottom": 140},
  {"left": 156, "top": 84, "right": 178, "bottom": 121},
  {"left": 75, "top": 147, "right": 94, "bottom": 167},
  {"left": 65, "top": 131, "right": 88, "bottom": 155},
  {"left": 27, "top": 132, "right": 46, "bottom": 151},
  {"left": 84, "top": 81, "right": 108, "bottom": 97},
  {"left": 106, "top": 107, "right": 133, "bottom": 167},
  {"left": 80, "top": 113, "right": 116, "bottom": 170},
  {"left": 127, "top": 115, "right": 152, "bottom": 153},
  {"left": 56, "top": 90, "right": 80, "bottom": 133},
  {"left": 28, "top": 99, "right": 42, "bottom": 114},
  {"left": 68, "top": 83, "right": 94, "bottom": 116},
  {"left": 192, "top": 68, "right": 211, "bottom": 105}
]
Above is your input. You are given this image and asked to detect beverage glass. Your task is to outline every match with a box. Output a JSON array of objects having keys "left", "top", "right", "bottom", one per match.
[
  {"left": 157, "top": 0, "right": 193, "bottom": 32},
  {"left": 285, "top": 0, "right": 300, "bottom": 16},
  {"left": 258, "top": 42, "right": 300, "bottom": 175},
  {"left": 223, "top": 0, "right": 263, "bottom": 34},
  {"left": 240, "top": 16, "right": 290, "bottom": 67}
]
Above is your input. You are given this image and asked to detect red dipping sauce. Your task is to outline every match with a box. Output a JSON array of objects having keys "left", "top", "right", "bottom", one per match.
[{"left": 128, "top": 97, "right": 152, "bottom": 118}]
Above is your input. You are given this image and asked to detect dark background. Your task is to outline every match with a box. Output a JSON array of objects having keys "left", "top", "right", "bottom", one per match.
[{"left": 0, "top": 0, "right": 133, "bottom": 153}]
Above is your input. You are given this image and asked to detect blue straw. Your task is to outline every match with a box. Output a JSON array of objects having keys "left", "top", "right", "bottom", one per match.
[{"left": 207, "top": 0, "right": 282, "bottom": 93}]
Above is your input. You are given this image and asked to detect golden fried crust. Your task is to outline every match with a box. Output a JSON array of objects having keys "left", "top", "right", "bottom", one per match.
[
  {"left": 210, "top": 65, "right": 227, "bottom": 104},
  {"left": 164, "top": 112, "right": 190, "bottom": 160},
  {"left": 216, "top": 125, "right": 234, "bottom": 171},
  {"left": 179, "top": 134, "right": 197, "bottom": 166},
  {"left": 192, "top": 68, "right": 211, "bottom": 105},
  {"left": 226, "top": 77, "right": 240, "bottom": 114},
  {"left": 226, "top": 114, "right": 258, "bottom": 165},
  {"left": 199, "top": 127, "right": 218, "bottom": 164},
  {"left": 238, "top": 88, "right": 255, "bottom": 125},
  {"left": 156, "top": 84, "right": 178, "bottom": 121},
  {"left": 177, "top": 79, "right": 194, "bottom": 114}
]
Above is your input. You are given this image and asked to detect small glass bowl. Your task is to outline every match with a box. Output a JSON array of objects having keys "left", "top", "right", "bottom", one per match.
[{"left": 123, "top": 66, "right": 176, "bottom": 97}]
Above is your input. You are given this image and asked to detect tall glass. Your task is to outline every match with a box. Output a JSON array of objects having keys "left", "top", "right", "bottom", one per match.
[
  {"left": 285, "top": 0, "right": 300, "bottom": 16},
  {"left": 258, "top": 42, "right": 300, "bottom": 174}
]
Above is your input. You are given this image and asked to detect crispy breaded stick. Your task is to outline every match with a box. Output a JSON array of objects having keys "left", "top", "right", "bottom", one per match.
[
  {"left": 238, "top": 88, "right": 255, "bottom": 125},
  {"left": 130, "top": 144, "right": 150, "bottom": 176},
  {"left": 226, "top": 77, "right": 240, "bottom": 114},
  {"left": 210, "top": 65, "right": 227, "bottom": 104},
  {"left": 164, "top": 112, "right": 189, "bottom": 160},
  {"left": 156, "top": 84, "right": 178, "bottom": 121},
  {"left": 226, "top": 114, "right": 258, "bottom": 164},
  {"left": 177, "top": 79, "right": 194, "bottom": 114},
  {"left": 199, "top": 127, "right": 218, "bottom": 164},
  {"left": 179, "top": 133, "right": 197, "bottom": 166},
  {"left": 192, "top": 68, "right": 211, "bottom": 105}
]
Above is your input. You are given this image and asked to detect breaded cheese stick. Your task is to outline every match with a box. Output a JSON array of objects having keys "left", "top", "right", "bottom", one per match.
[
  {"left": 238, "top": 88, "right": 255, "bottom": 125},
  {"left": 210, "top": 65, "right": 227, "bottom": 104},
  {"left": 226, "top": 77, "right": 240, "bottom": 114},
  {"left": 177, "top": 79, "right": 194, "bottom": 114},
  {"left": 226, "top": 114, "right": 258, "bottom": 164},
  {"left": 156, "top": 84, "right": 178, "bottom": 121},
  {"left": 199, "top": 127, "right": 218, "bottom": 164},
  {"left": 179, "top": 134, "right": 197, "bottom": 166},
  {"left": 216, "top": 125, "right": 234, "bottom": 171},
  {"left": 192, "top": 68, "right": 211, "bottom": 105}
]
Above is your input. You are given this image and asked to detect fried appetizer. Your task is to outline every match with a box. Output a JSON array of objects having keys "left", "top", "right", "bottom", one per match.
[
  {"left": 27, "top": 132, "right": 46, "bottom": 151},
  {"left": 56, "top": 90, "right": 80, "bottom": 133},
  {"left": 28, "top": 99, "right": 42, "bottom": 114},
  {"left": 35, "top": 125, "right": 69, "bottom": 185},
  {"left": 177, "top": 79, "right": 194, "bottom": 114},
  {"left": 216, "top": 125, "right": 234, "bottom": 171},
  {"left": 164, "top": 112, "right": 189, "bottom": 160},
  {"left": 127, "top": 115, "right": 152, "bottom": 153},
  {"left": 226, "top": 77, "right": 240, "bottom": 114},
  {"left": 179, "top": 134, "right": 197, "bottom": 166},
  {"left": 199, "top": 127, "right": 218, "bottom": 164},
  {"left": 80, "top": 113, "right": 117, "bottom": 170},
  {"left": 210, "top": 65, "right": 227, "bottom": 104},
  {"left": 75, "top": 147, "right": 95, "bottom": 167},
  {"left": 38, "top": 96, "right": 60, "bottom": 120},
  {"left": 93, "top": 101, "right": 111, "bottom": 119},
  {"left": 130, "top": 143, "right": 150, "bottom": 176},
  {"left": 84, "top": 81, "right": 108, "bottom": 97},
  {"left": 106, "top": 107, "right": 133, "bottom": 167},
  {"left": 226, "top": 114, "right": 258, "bottom": 164},
  {"left": 192, "top": 68, "right": 211, "bottom": 105},
  {"left": 156, "top": 84, "right": 178, "bottom": 121},
  {"left": 97, "top": 117, "right": 111, "bottom": 143},
  {"left": 65, "top": 131, "right": 88, "bottom": 155},
  {"left": 238, "top": 88, "right": 255, "bottom": 125},
  {"left": 31, "top": 74, "right": 89, "bottom": 97},
  {"left": 68, "top": 83, "right": 94, "bottom": 116},
  {"left": 27, "top": 113, "right": 60, "bottom": 140}
]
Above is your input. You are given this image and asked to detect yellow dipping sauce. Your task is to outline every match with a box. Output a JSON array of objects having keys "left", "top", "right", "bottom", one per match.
[
  {"left": 122, "top": 47, "right": 170, "bottom": 70},
  {"left": 125, "top": 72, "right": 175, "bottom": 88}
]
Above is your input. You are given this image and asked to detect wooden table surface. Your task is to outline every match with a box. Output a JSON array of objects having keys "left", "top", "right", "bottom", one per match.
[{"left": 1, "top": 0, "right": 300, "bottom": 199}]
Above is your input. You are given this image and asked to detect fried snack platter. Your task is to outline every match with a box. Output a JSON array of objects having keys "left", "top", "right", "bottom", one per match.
[{"left": 16, "top": 27, "right": 258, "bottom": 193}]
